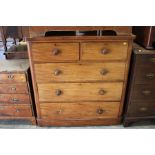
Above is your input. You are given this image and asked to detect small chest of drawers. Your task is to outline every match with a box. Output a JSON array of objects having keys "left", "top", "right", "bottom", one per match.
[
  {"left": 27, "top": 27, "right": 134, "bottom": 126},
  {"left": 124, "top": 43, "right": 155, "bottom": 126},
  {"left": 0, "top": 60, "right": 36, "bottom": 125}
]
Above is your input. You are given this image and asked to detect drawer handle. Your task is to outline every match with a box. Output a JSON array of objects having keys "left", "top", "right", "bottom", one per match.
[
  {"left": 10, "top": 87, "right": 16, "bottom": 91},
  {"left": 52, "top": 48, "right": 60, "bottom": 55},
  {"left": 96, "top": 108, "right": 105, "bottom": 114},
  {"left": 146, "top": 73, "right": 155, "bottom": 79},
  {"left": 98, "top": 89, "right": 106, "bottom": 95},
  {"left": 8, "top": 74, "right": 14, "bottom": 80},
  {"left": 55, "top": 89, "right": 62, "bottom": 96},
  {"left": 54, "top": 69, "right": 61, "bottom": 76},
  {"left": 16, "top": 109, "right": 20, "bottom": 113},
  {"left": 142, "top": 90, "right": 152, "bottom": 95},
  {"left": 11, "top": 98, "right": 19, "bottom": 102},
  {"left": 101, "top": 49, "right": 109, "bottom": 55},
  {"left": 100, "top": 69, "right": 108, "bottom": 75},
  {"left": 139, "top": 107, "right": 147, "bottom": 111}
]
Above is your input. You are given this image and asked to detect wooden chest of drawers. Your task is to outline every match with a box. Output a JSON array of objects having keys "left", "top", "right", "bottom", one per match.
[
  {"left": 0, "top": 60, "right": 36, "bottom": 125},
  {"left": 27, "top": 28, "right": 134, "bottom": 126},
  {"left": 123, "top": 43, "right": 155, "bottom": 126}
]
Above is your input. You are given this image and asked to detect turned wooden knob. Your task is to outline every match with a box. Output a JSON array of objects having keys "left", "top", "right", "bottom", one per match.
[
  {"left": 98, "top": 89, "right": 106, "bottom": 95},
  {"left": 100, "top": 69, "right": 108, "bottom": 75},
  {"left": 55, "top": 89, "right": 62, "bottom": 96},
  {"left": 96, "top": 108, "right": 105, "bottom": 114},
  {"left": 101, "top": 49, "right": 109, "bottom": 55},
  {"left": 54, "top": 69, "right": 61, "bottom": 76},
  {"left": 52, "top": 48, "right": 60, "bottom": 55}
]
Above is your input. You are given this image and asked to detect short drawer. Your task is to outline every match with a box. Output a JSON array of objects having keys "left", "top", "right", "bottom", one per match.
[
  {"left": 132, "top": 84, "right": 155, "bottom": 101},
  {"left": 135, "top": 66, "right": 155, "bottom": 84},
  {"left": 0, "top": 94, "right": 30, "bottom": 104},
  {"left": 38, "top": 82, "right": 123, "bottom": 102},
  {"left": 35, "top": 62, "right": 126, "bottom": 83},
  {"left": 0, "top": 73, "right": 26, "bottom": 83},
  {"left": 0, "top": 105, "right": 32, "bottom": 117},
  {"left": 31, "top": 43, "right": 79, "bottom": 62},
  {"left": 127, "top": 101, "right": 155, "bottom": 117},
  {"left": 81, "top": 42, "right": 128, "bottom": 61},
  {"left": 40, "top": 102, "right": 120, "bottom": 120},
  {"left": 0, "top": 84, "right": 28, "bottom": 94}
]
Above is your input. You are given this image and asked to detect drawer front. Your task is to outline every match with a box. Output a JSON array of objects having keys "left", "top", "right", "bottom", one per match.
[
  {"left": 40, "top": 102, "right": 120, "bottom": 120},
  {"left": 135, "top": 66, "right": 155, "bottom": 84},
  {"left": 0, "top": 105, "right": 32, "bottom": 117},
  {"left": 35, "top": 62, "right": 126, "bottom": 83},
  {"left": 127, "top": 101, "right": 155, "bottom": 117},
  {"left": 31, "top": 43, "right": 79, "bottom": 62},
  {"left": 0, "top": 84, "right": 28, "bottom": 94},
  {"left": 132, "top": 84, "right": 155, "bottom": 101},
  {"left": 0, "top": 73, "right": 26, "bottom": 83},
  {"left": 0, "top": 94, "right": 30, "bottom": 104},
  {"left": 38, "top": 82, "right": 123, "bottom": 102},
  {"left": 81, "top": 42, "right": 128, "bottom": 61}
]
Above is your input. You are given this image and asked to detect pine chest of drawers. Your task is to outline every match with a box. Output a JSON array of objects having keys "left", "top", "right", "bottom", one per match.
[
  {"left": 27, "top": 30, "right": 134, "bottom": 126},
  {"left": 124, "top": 43, "right": 155, "bottom": 126},
  {"left": 0, "top": 60, "right": 36, "bottom": 125}
]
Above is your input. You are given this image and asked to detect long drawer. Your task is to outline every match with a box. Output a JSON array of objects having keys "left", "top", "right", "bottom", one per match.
[
  {"left": 40, "top": 102, "right": 120, "bottom": 120},
  {"left": 0, "top": 105, "right": 32, "bottom": 117},
  {"left": 0, "top": 84, "right": 28, "bottom": 94},
  {"left": 0, "top": 94, "right": 30, "bottom": 104},
  {"left": 81, "top": 42, "right": 128, "bottom": 61},
  {"left": 35, "top": 62, "right": 126, "bottom": 83},
  {"left": 38, "top": 82, "right": 123, "bottom": 102},
  {"left": 31, "top": 43, "right": 79, "bottom": 62}
]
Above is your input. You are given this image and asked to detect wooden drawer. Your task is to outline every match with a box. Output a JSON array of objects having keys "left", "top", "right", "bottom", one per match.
[
  {"left": 35, "top": 62, "right": 126, "bottom": 83},
  {"left": 0, "top": 105, "right": 32, "bottom": 117},
  {"left": 38, "top": 82, "right": 123, "bottom": 102},
  {"left": 0, "top": 84, "right": 28, "bottom": 94},
  {"left": 135, "top": 66, "right": 155, "bottom": 84},
  {"left": 81, "top": 42, "right": 128, "bottom": 61},
  {"left": 127, "top": 101, "right": 155, "bottom": 117},
  {"left": 0, "top": 73, "right": 26, "bottom": 83},
  {"left": 31, "top": 43, "right": 79, "bottom": 62},
  {"left": 132, "top": 84, "right": 155, "bottom": 101},
  {"left": 0, "top": 94, "right": 30, "bottom": 104},
  {"left": 40, "top": 102, "right": 120, "bottom": 120}
]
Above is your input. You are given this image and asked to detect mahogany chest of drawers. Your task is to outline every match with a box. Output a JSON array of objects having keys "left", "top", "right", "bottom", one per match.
[
  {"left": 0, "top": 60, "right": 36, "bottom": 124},
  {"left": 123, "top": 43, "right": 155, "bottom": 127},
  {"left": 27, "top": 27, "right": 134, "bottom": 126}
]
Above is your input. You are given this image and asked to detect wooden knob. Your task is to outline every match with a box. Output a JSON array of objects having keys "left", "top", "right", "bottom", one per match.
[
  {"left": 98, "top": 89, "right": 106, "bottom": 95},
  {"left": 96, "top": 108, "right": 105, "bottom": 114},
  {"left": 52, "top": 48, "right": 60, "bottom": 55},
  {"left": 101, "top": 49, "right": 109, "bottom": 55},
  {"left": 54, "top": 69, "right": 61, "bottom": 76},
  {"left": 100, "top": 69, "right": 108, "bottom": 75},
  {"left": 55, "top": 89, "right": 62, "bottom": 96}
]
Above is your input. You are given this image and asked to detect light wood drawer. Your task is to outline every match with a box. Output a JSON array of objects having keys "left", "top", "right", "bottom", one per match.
[
  {"left": 0, "top": 84, "right": 28, "bottom": 94},
  {"left": 0, "top": 94, "right": 30, "bottom": 104},
  {"left": 0, "top": 105, "right": 32, "bottom": 117},
  {"left": 40, "top": 102, "right": 120, "bottom": 120},
  {"left": 31, "top": 43, "right": 79, "bottom": 62},
  {"left": 81, "top": 42, "right": 128, "bottom": 61},
  {"left": 0, "top": 73, "right": 26, "bottom": 83},
  {"left": 38, "top": 82, "right": 123, "bottom": 102},
  {"left": 35, "top": 62, "right": 126, "bottom": 83}
]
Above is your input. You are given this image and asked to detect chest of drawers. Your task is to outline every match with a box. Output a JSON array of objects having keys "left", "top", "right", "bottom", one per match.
[
  {"left": 27, "top": 28, "right": 134, "bottom": 126},
  {"left": 123, "top": 43, "right": 155, "bottom": 127},
  {"left": 0, "top": 60, "right": 36, "bottom": 125}
]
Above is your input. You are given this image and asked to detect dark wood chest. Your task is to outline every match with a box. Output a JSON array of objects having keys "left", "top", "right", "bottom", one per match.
[{"left": 123, "top": 43, "right": 155, "bottom": 126}]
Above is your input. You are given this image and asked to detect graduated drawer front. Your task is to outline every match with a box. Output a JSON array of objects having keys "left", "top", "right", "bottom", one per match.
[
  {"left": 0, "top": 84, "right": 28, "bottom": 94},
  {"left": 0, "top": 73, "right": 26, "bottom": 83},
  {"left": 31, "top": 43, "right": 79, "bottom": 62},
  {"left": 0, "top": 94, "right": 30, "bottom": 104},
  {"left": 40, "top": 102, "right": 120, "bottom": 120},
  {"left": 81, "top": 42, "right": 128, "bottom": 61},
  {"left": 38, "top": 82, "right": 123, "bottom": 102},
  {"left": 0, "top": 105, "right": 32, "bottom": 117},
  {"left": 35, "top": 62, "right": 126, "bottom": 82},
  {"left": 127, "top": 101, "right": 155, "bottom": 117},
  {"left": 132, "top": 84, "right": 155, "bottom": 101}
]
